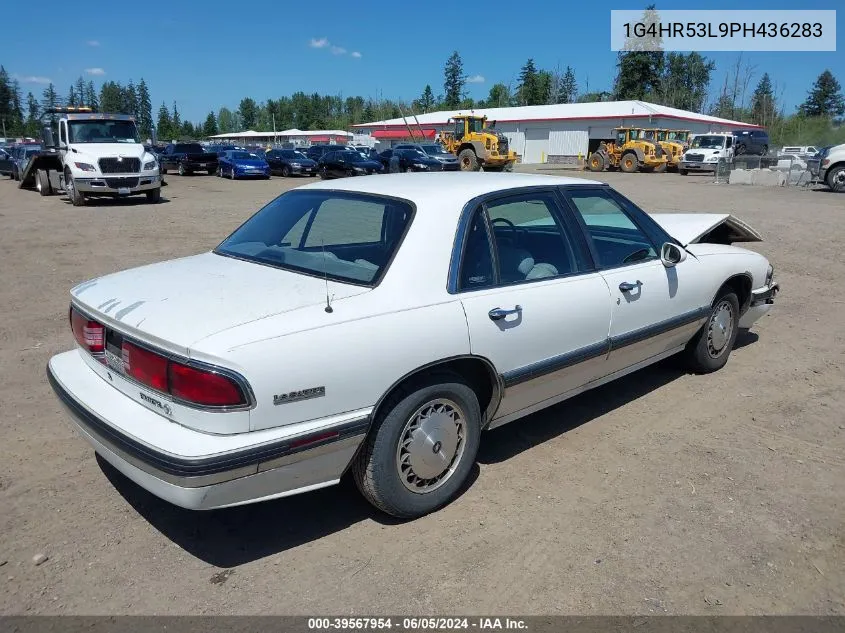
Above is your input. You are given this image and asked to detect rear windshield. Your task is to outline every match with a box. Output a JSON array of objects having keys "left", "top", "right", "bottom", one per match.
[
  {"left": 174, "top": 143, "right": 204, "bottom": 153},
  {"left": 215, "top": 190, "right": 414, "bottom": 285}
]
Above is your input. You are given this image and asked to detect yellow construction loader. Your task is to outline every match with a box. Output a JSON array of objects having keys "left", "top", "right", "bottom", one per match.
[
  {"left": 641, "top": 129, "right": 690, "bottom": 171},
  {"left": 438, "top": 114, "right": 518, "bottom": 171},
  {"left": 587, "top": 127, "right": 668, "bottom": 173}
]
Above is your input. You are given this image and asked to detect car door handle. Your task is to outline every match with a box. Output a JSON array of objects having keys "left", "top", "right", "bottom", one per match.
[
  {"left": 488, "top": 305, "right": 522, "bottom": 321},
  {"left": 619, "top": 280, "right": 642, "bottom": 292}
]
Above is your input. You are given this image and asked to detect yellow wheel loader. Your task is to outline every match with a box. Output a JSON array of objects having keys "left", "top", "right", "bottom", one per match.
[
  {"left": 587, "top": 128, "right": 668, "bottom": 173},
  {"left": 641, "top": 129, "right": 690, "bottom": 171},
  {"left": 438, "top": 114, "right": 517, "bottom": 171}
]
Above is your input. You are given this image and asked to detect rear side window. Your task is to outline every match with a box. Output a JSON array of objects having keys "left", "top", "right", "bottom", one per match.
[{"left": 216, "top": 191, "right": 414, "bottom": 285}]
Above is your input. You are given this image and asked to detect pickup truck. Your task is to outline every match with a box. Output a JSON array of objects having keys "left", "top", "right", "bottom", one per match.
[
  {"left": 818, "top": 143, "right": 845, "bottom": 191},
  {"left": 159, "top": 143, "right": 217, "bottom": 176}
]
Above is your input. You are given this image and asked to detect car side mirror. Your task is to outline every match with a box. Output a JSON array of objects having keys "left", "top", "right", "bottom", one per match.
[{"left": 660, "top": 242, "right": 687, "bottom": 267}]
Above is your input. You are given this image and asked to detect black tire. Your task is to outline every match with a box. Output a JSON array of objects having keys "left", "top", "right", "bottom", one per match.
[
  {"left": 588, "top": 152, "right": 606, "bottom": 172},
  {"left": 146, "top": 188, "right": 161, "bottom": 203},
  {"left": 458, "top": 149, "right": 479, "bottom": 172},
  {"left": 178, "top": 163, "right": 187, "bottom": 176},
  {"left": 653, "top": 161, "right": 667, "bottom": 173},
  {"left": 216, "top": 165, "right": 222, "bottom": 177},
  {"left": 826, "top": 165, "right": 845, "bottom": 192},
  {"left": 684, "top": 290, "right": 740, "bottom": 374},
  {"left": 207, "top": 169, "right": 215, "bottom": 175},
  {"left": 352, "top": 371, "right": 481, "bottom": 519},
  {"left": 620, "top": 152, "right": 638, "bottom": 173},
  {"left": 281, "top": 165, "right": 291, "bottom": 177},
  {"left": 12, "top": 166, "right": 19, "bottom": 181},
  {"left": 319, "top": 166, "right": 328, "bottom": 179},
  {"left": 65, "top": 172, "right": 85, "bottom": 206},
  {"left": 679, "top": 168, "right": 688, "bottom": 176},
  {"left": 229, "top": 165, "right": 236, "bottom": 180},
  {"left": 36, "top": 169, "right": 52, "bottom": 196},
  {"left": 735, "top": 143, "right": 746, "bottom": 156}
]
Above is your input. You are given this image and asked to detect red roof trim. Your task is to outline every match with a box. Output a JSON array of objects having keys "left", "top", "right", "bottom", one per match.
[
  {"left": 372, "top": 128, "right": 437, "bottom": 139},
  {"left": 353, "top": 113, "right": 762, "bottom": 130}
]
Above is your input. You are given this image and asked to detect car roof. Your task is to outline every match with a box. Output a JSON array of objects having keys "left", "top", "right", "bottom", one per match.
[{"left": 297, "top": 172, "right": 605, "bottom": 205}]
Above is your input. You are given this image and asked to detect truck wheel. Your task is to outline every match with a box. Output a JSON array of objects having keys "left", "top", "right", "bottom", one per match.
[
  {"left": 588, "top": 152, "right": 606, "bottom": 172},
  {"left": 178, "top": 163, "right": 186, "bottom": 176},
  {"left": 146, "top": 188, "right": 161, "bottom": 203},
  {"left": 503, "top": 162, "right": 514, "bottom": 172},
  {"left": 458, "top": 149, "right": 479, "bottom": 172},
  {"left": 620, "top": 152, "right": 638, "bottom": 173},
  {"left": 826, "top": 165, "right": 845, "bottom": 192},
  {"left": 352, "top": 371, "right": 481, "bottom": 518},
  {"left": 653, "top": 162, "right": 667, "bottom": 173},
  {"left": 36, "top": 169, "right": 52, "bottom": 196},
  {"left": 65, "top": 173, "right": 85, "bottom": 206},
  {"left": 679, "top": 168, "right": 688, "bottom": 176}
]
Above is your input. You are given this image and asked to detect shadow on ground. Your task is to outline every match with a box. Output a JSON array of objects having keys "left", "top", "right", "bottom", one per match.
[{"left": 102, "top": 339, "right": 761, "bottom": 567}]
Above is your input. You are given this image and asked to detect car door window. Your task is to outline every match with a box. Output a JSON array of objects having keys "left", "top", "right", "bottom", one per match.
[
  {"left": 458, "top": 209, "right": 495, "bottom": 290},
  {"left": 304, "top": 198, "right": 385, "bottom": 247},
  {"left": 565, "top": 189, "right": 657, "bottom": 268}
]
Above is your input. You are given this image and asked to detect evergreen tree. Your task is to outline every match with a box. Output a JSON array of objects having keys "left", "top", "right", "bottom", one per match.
[
  {"left": 237, "top": 97, "right": 258, "bottom": 129},
  {"left": 517, "top": 59, "right": 542, "bottom": 105},
  {"left": 124, "top": 80, "right": 139, "bottom": 117},
  {"left": 75, "top": 77, "right": 87, "bottom": 106},
  {"left": 485, "top": 83, "right": 511, "bottom": 108},
  {"left": 99, "top": 81, "right": 123, "bottom": 112},
  {"left": 613, "top": 5, "right": 664, "bottom": 101},
  {"left": 800, "top": 70, "right": 845, "bottom": 118},
  {"left": 85, "top": 81, "right": 99, "bottom": 111},
  {"left": 750, "top": 73, "right": 776, "bottom": 127},
  {"left": 25, "top": 92, "right": 40, "bottom": 137},
  {"left": 136, "top": 79, "right": 152, "bottom": 138},
  {"left": 67, "top": 86, "right": 78, "bottom": 107},
  {"left": 171, "top": 101, "right": 181, "bottom": 132},
  {"left": 415, "top": 85, "right": 435, "bottom": 112},
  {"left": 41, "top": 83, "right": 59, "bottom": 112},
  {"left": 217, "top": 107, "right": 235, "bottom": 133},
  {"left": 203, "top": 111, "right": 218, "bottom": 137},
  {"left": 443, "top": 51, "right": 465, "bottom": 108},
  {"left": 157, "top": 102, "right": 173, "bottom": 141},
  {"left": 561, "top": 66, "right": 578, "bottom": 103}
]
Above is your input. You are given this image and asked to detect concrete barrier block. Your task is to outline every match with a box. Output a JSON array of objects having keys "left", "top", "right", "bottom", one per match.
[
  {"left": 729, "top": 169, "right": 754, "bottom": 185},
  {"left": 752, "top": 169, "right": 786, "bottom": 186}
]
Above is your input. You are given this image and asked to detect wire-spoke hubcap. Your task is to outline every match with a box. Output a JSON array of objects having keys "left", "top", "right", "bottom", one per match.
[
  {"left": 707, "top": 300, "right": 734, "bottom": 358},
  {"left": 396, "top": 398, "right": 466, "bottom": 493}
]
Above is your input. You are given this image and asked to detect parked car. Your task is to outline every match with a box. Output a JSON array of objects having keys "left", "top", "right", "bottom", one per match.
[
  {"left": 0, "top": 143, "right": 43, "bottom": 180},
  {"left": 306, "top": 144, "right": 344, "bottom": 161},
  {"left": 217, "top": 150, "right": 271, "bottom": 179},
  {"left": 265, "top": 148, "right": 317, "bottom": 177},
  {"left": 778, "top": 145, "right": 818, "bottom": 158},
  {"left": 732, "top": 129, "right": 769, "bottom": 156},
  {"left": 395, "top": 143, "right": 460, "bottom": 170},
  {"left": 206, "top": 144, "right": 236, "bottom": 157},
  {"left": 159, "top": 143, "right": 218, "bottom": 176},
  {"left": 318, "top": 149, "right": 383, "bottom": 178},
  {"left": 349, "top": 146, "right": 381, "bottom": 161},
  {"left": 379, "top": 148, "right": 443, "bottom": 173},
  {"left": 47, "top": 173, "right": 778, "bottom": 518}
]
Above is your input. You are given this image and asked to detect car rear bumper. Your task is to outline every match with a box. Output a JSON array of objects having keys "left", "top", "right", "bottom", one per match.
[
  {"left": 75, "top": 175, "right": 160, "bottom": 194},
  {"left": 738, "top": 282, "right": 779, "bottom": 329},
  {"left": 47, "top": 350, "right": 370, "bottom": 510}
]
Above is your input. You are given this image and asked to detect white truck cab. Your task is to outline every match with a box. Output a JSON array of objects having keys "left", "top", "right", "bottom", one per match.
[
  {"left": 33, "top": 107, "right": 161, "bottom": 205},
  {"left": 679, "top": 133, "right": 734, "bottom": 175}
]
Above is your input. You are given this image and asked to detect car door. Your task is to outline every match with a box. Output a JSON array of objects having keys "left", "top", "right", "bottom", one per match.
[
  {"left": 456, "top": 189, "right": 612, "bottom": 426},
  {"left": 265, "top": 150, "right": 279, "bottom": 173},
  {"left": 561, "top": 186, "right": 711, "bottom": 378},
  {"left": 161, "top": 144, "right": 175, "bottom": 169}
]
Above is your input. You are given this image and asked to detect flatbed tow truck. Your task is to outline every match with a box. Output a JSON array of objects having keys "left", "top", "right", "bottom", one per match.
[{"left": 20, "top": 106, "right": 161, "bottom": 205}]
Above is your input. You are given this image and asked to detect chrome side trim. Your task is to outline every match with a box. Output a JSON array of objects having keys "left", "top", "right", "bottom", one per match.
[
  {"left": 501, "top": 340, "right": 610, "bottom": 388},
  {"left": 609, "top": 306, "right": 710, "bottom": 351},
  {"left": 48, "top": 362, "right": 369, "bottom": 488},
  {"left": 70, "top": 301, "right": 257, "bottom": 413}
]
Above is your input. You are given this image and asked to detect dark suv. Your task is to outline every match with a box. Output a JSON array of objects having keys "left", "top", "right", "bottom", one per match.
[{"left": 732, "top": 129, "right": 769, "bottom": 156}]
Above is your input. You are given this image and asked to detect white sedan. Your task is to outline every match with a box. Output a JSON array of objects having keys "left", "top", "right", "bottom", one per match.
[{"left": 48, "top": 173, "right": 779, "bottom": 518}]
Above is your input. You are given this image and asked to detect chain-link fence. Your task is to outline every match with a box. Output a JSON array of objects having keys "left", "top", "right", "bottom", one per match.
[{"left": 713, "top": 154, "right": 816, "bottom": 187}]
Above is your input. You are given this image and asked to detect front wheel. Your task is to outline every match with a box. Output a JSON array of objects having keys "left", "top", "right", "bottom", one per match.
[
  {"left": 65, "top": 172, "right": 85, "bottom": 206},
  {"left": 146, "top": 188, "right": 161, "bottom": 203},
  {"left": 679, "top": 168, "right": 688, "bottom": 176},
  {"left": 684, "top": 291, "right": 740, "bottom": 373},
  {"left": 588, "top": 152, "right": 606, "bottom": 172},
  {"left": 319, "top": 166, "right": 328, "bottom": 179},
  {"left": 353, "top": 372, "right": 481, "bottom": 518},
  {"left": 216, "top": 165, "right": 222, "bottom": 177},
  {"left": 826, "top": 165, "right": 845, "bottom": 192},
  {"left": 620, "top": 152, "right": 638, "bottom": 173},
  {"left": 458, "top": 149, "right": 479, "bottom": 171},
  {"left": 178, "top": 163, "right": 186, "bottom": 176},
  {"left": 653, "top": 161, "right": 667, "bottom": 173},
  {"left": 229, "top": 165, "right": 236, "bottom": 180},
  {"left": 281, "top": 165, "right": 291, "bottom": 177}
]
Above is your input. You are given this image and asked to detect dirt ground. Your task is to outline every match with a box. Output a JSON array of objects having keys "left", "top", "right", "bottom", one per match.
[{"left": 1, "top": 168, "right": 843, "bottom": 616}]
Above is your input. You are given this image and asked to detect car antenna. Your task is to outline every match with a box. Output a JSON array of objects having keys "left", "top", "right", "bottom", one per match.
[{"left": 321, "top": 240, "right": 334, "bottom": 313}]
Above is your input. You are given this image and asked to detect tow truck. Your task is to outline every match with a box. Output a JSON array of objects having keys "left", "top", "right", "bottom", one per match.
[{"left": 20, "top": 107, "right": 161, "bottom": 205}]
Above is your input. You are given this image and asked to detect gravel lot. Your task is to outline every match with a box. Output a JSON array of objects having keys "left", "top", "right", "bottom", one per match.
[{"left": 1, "top": 169, "right": 843, "bottom": 615}]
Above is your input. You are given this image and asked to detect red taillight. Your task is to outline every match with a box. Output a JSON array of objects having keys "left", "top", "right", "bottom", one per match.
[
  {"left": 122, "top": 342, "right": 168, "bottom": 392},
  {"left": 70, "top": 308, "right": 104, "bottom": 354},
  {"left": 168, "top": 362, "right": 246, "bottom": 407}
]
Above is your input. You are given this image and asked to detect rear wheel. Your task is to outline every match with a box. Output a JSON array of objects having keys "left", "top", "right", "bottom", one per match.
[
  {"left": 281, "top": 165, "right": 291, "bottom": 177},
  {"left": 653, "top": 161, "right": 667, "bottom": 173},
  {"left": 319, "top": 166, "right": 328, "bottom": 179},
  {"left": 684, "top": 291, "right": 740, "bottom": 373},
  {"left": 352, "top": 371, "right": 481, "bottom": 518},
  {"left": 458, "top": 149, "right": 479, "bottom": 172},
  {"left": 588, "top": 152, "right": 606, "bottom": 172},
  {"left": 229, "top": 165, "right": 236, "bottom": 180},
  {"left": 178, "top": 163, "right": 186, "bottom": 176},
  {"left": 679, "top": 168, "right": 689, "bottom": 176},
  {"left": 620, "top": 152, "right": 638, "bottom": 173},
  {"left": 146, "top": 188, "right": 161, "bottom": 203}
]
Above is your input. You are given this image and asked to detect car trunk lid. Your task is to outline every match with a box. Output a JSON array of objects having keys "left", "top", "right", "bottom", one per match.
[{"left": 649, "top": 213, "right": 763, "bottom": 246}]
